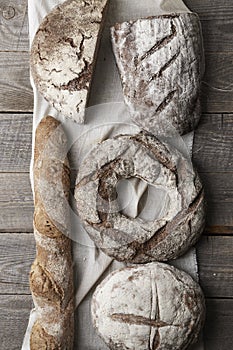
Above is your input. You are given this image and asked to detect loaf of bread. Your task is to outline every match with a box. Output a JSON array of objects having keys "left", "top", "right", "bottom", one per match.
[
  {"left": 92, "top": 262, "right": 205, "bottom": 350},
  {"left": 75, "top": 132, "right": 205, "bottom": 263},
  {"left": 30, "top": 116, "right": 74, "bottom": 349},
  {"left": 30, "top": 0, "right": 109, "bottom": 123},
  {"left": 111, "top": 13, "right": 203, "bottom": 135}
]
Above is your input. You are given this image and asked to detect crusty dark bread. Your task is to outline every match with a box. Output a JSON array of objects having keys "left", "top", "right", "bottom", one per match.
[
  {"left": 30, "top": 0, "right": 109, "bottom": 123},
  {"left": 111, "top": 13, "right": 203, "bottom": 135},
  {"left": 30, "top": 116, "right": 74, "bottom": 350}
]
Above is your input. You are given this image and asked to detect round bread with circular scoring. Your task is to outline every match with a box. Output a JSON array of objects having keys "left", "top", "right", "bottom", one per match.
[
  {"left": 92, "top": 262, "right": 205, "bottom": 350},
  {"left": 75, "top": 132, "right": 205, "bottom": 263}
]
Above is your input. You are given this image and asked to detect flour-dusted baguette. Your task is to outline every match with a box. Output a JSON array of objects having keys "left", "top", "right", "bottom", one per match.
[
  {"left": 92, "top": 263, "right": 205, "bottom": 350},
  {"left": 30, "top": 116, "right": 74, "bottom": 349},
  {"left": 30, "top": 0, "right": 109, "bottom": 123},
  {"left": 111, "top": 13, "right": 203, "bottom": 135}
]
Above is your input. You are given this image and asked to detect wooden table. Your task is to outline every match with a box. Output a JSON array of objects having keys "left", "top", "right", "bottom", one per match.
[{"left": 0, "top": 1, "right": 232, "bottom": 349}]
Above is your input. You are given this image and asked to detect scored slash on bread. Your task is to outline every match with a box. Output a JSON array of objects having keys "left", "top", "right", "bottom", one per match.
[
  {"left": 30, "top": 0, "right": 109, "bottom": 123},
  {"left": 75, "top": 132, "right": 205, "bottom": 263},
  {"left": 30, "top": 116, "right": 74, "bottom": 349},
  {"left": 111, "top": 13, "right": 203, "bottom": 135},
  {"left": 28, "top": 5, "right": 206, "bottom": 349}
]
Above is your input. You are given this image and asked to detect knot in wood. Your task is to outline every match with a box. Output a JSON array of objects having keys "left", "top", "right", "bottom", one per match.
[{"left": 2, "top": 6, "right": 15, "bottom": 20}]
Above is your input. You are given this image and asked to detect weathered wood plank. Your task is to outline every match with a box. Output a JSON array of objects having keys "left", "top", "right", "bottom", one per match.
[
  {"left": 0, "top": 233, "right": 35, "bottom": 294},
  {"left": 0, "top": 113, "right": 233, "bottom": 174},
  {"left": 200, "top": 172, "right": 233, "bottom": 203},
  {"left": 201, "top": 172, "right": 233, "bottom": 230},
  {"left": 193, "top": 114, "right": 233, "bottom": 173},
  {"left": 1, "top": 234, "right": 233, "bottom": 296},
  {"left": 0, "top": 295, "right": 33, "bottom": 350},
  {"left": 207, "top": 220, "right": 233, "bottom": 237},
  {"left": 0, "top": 171, "right": 232, "bottom": 232},
  {"left": 201, "top": 19, "right": 233, "bottom": 53},
  {"left": 185, "top": 0, "right": 233, "bottom": 20},
  {"left": 0, "top": 113, "right": 32, "bottom": 172},
  {"left": 0, "top": 294, "right": 232, "bottom": 350},
  {"left": 197, "top": 236, "right": 233, "bottom": 298},
  {"left": 201, "top": 52, "right": 233, "bottom": 113},
  {"left": 206, "top": 205, "right": 233, "bottom": 232},
  {"left": 0, "top": 52, "right": 33, "bottom": 112},
  {"left": 0, "top": 0, "right": 233, "bottom": 52},
  {"left": 1, "top": 1, "right": 233, "bottom": 54},
  {"left": 0, "top": 0, "right": 29, "bottom": 51},
  {"left": 0, "top": 173, "right": 33, "bottom": 232},
  {"left": 204, "top": 299, "right": 233, "bottom": 350},
  {"left": 1, "top": 0, "right": 233, "bottom": 54}
]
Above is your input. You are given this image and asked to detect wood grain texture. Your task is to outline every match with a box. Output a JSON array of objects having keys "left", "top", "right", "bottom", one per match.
[
  {"left": 1, "top": 234, "right": 233, "bottom": 297},
  {"left": 1, "top": 113, "right": 233, "bottom": 174},
  {"left": 0, "top": 113, "right": 32, "bottom": 172},
  {"left": 0, "top": 173, "right": 33, "bottom": 232},
  {"left": 185, "top": 0, "right": 233, "bottom": 20},
  {"left": 201, "top": 172, "right": 233, "bottom": 230},
  {"left": 0, "top": 171, "right": 232, "bottom": 232},
  {"left": 0, "top": 233, "right": 35, "bottom": 294},
  {"left": 204, "top": 299, "right": 233, "bottom": 350},
  {"left": 0, "top": 295, "right": 232, "bottom": 350},
  {"left": 201, "top": 19, "right": 233, "bottom": 53},
  {"left": 193, "top": 114, "right": 233, "bottom": 173},
  {"left": 187, "top": 0, "right": 233, "bottom": 52},
  {"left": 0, "top": 0, "right": 28, "bottom": 52},
  {"left": 0, "top": 295, "right": 33, "bottom": 350},
  {"left": 201, "top": 52, "right": 233, "bottom": 113},
  {"left": 197, "top": 236, "right": 233, "bottom": 298},
  {"left": 206, "top": 205, "right": 233, "bottom": 231},
  {"left": 201, "top": 173, "right": 233, "bottom": 203},
  {"left": 1, "top": 0, "right": 233, "bottom": 53},
  {"left": 0, "top": 52, "right": 33, "bottom": 112}
]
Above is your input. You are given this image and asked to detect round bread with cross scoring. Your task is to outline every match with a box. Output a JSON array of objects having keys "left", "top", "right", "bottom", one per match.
[
  {"left": 74, "top": 132, "right": 205, "bottom": 263},
  {"left": 92, "top": 262, "right": 205, "bottom": 350}
]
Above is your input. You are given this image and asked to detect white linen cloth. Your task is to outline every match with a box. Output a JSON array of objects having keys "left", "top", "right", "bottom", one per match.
[{"left": 22, "top": 1, "right": 204, "bottom": 349}]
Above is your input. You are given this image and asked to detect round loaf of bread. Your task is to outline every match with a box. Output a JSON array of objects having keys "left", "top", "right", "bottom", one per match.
[
  {"left": 75, "top": 132, "right": 205, "bottom": 263},
  {"left": 92, "top": 262, "right": 205, "bottom": 350}
]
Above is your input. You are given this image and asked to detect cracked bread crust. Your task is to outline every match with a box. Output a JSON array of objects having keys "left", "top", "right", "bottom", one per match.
[
  {"left": 30, "top": 116, "right": 74, "bottom": 350},
  {"left": 30, "top": 0, "right": 109, "bottom": 123},
  {"left": 74, "top": 132, "right": 205, "bottom": 263},
  {"left": 92, "top": 262, "right": 205, "bottom": 350},
  {"left": 111, "top": 13, "right": 204, "bottom": 135}
]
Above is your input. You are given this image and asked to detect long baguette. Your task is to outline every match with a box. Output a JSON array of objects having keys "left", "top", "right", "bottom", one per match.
[{"left": 30, "top": 116, "right": 74, "bottom": 349}]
